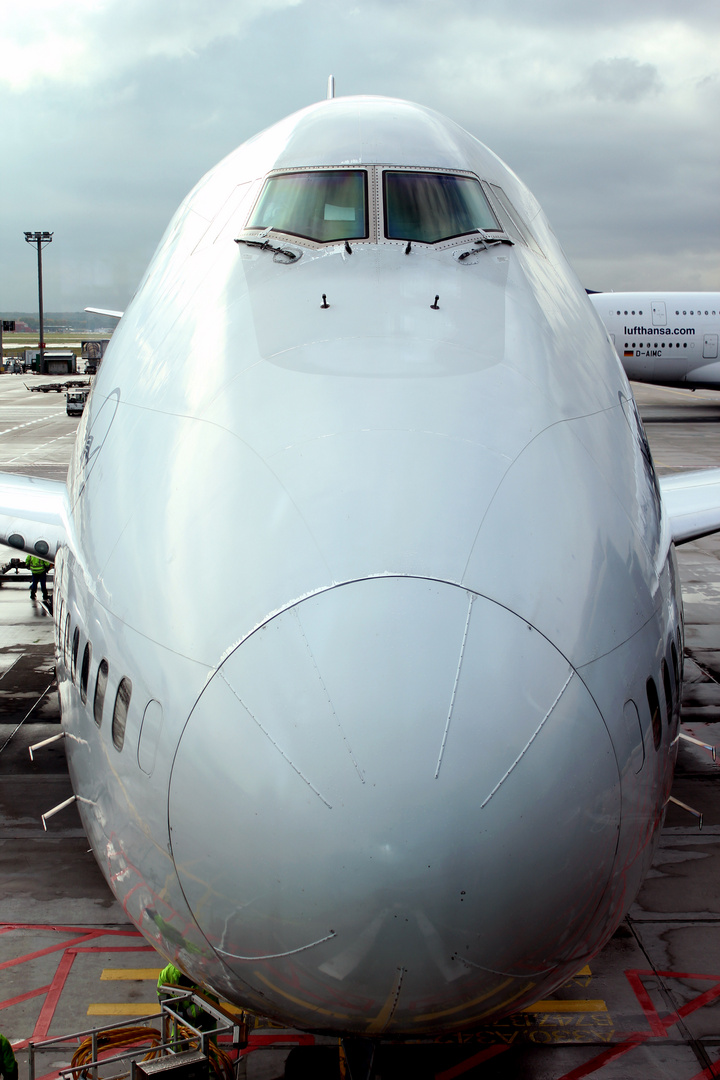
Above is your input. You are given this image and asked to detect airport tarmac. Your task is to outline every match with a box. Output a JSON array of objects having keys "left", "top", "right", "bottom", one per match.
[{"left": 2, "top": 373, "right": 720, "bottom": 1079}]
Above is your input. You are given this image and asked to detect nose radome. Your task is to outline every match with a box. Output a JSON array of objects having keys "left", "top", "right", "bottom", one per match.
[{"left": 169, "top": 576, "right": 621, "bottom": 1031}]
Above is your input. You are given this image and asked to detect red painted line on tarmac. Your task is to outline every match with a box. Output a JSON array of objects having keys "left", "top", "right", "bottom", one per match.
[
  {"left": 9, "top": 941, "right": 154, "bottom": 1052},
  {"left": 624, "top": 968, "right": 720, "bottom": 1034},
  {"left": 556, "top": 969, "right": 720, "bottom": 1078},
  {"left": 238, "top": 1033, "right": 316, "bottom": 1056},
  {"left": 29, "top": 945, "right": 154, "bottom": 1041},
  {"left": 651, "top": 971, "right": 720, "bottom": 1028},
  {"left": 435, "top": 1043, "right": 509, "bottom": 1079},
  {"left": 0, "top": 925, "right": 145, "bottom": 971},
  {"left": 555, "top": 1034, "right": 652, "bottom": 1080},
  {"left": 1, "top": 924, "right": 143, "bottom": 936},
  {"left": 0, "top": 931, "right": 104, "bottom": 971},
  {"left": 71, "top": 946, "right": 155, "bottom": 954},
  {"left": 689, "top": 1065, "right": 720, "bottom": 1079},
  {"left": 33, "top": 948, "right": 78, "bottom": 1041},
  {"left": 0, "top": 984, "right": 52, "bottom": 1010},
  {"left": 674, "top": 982, "right": 720, "bottom": 1023},
  {"left": 624, "top": 969, "right": 666, "bottom": 1035},
  {"left": 651, "top": 969, "right": 720, "bottom": 986}
]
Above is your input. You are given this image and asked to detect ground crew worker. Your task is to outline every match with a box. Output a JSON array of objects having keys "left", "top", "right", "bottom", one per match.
[
  {"left": 0, "top": 1034, "right": 18, "bottom": 1080},
  {"left": 157, "top": 963, "right": 204, "bottom": 1025},
  {"left": 157, "top": 962, "right": 193, "bottom": 997},
  {"left": 157, "top": 963, "right": 218, "bottom": 1033},
  {"left": 25, "top": 555, "right": 51, "bottom": 602}
]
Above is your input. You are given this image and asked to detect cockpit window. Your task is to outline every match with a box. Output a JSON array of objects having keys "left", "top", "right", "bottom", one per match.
[
  {"left": 485, "top": 183, "right": 544, "bottom": 256},
  {"left": 246, "top": 170, "right": 368, "bottom": 243},
  {"left": 383, "top": 171, "right": 499, "bottom": 244}
]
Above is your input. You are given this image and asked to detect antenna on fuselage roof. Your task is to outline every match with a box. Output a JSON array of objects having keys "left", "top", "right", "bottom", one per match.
[{"left": 327, "top": 74, "right": 335, "bottom": 99}]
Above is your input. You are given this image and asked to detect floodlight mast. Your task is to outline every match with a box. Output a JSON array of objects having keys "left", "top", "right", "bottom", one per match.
[{"left": 24, "top": 231, "right": 53, "bottom": 367}]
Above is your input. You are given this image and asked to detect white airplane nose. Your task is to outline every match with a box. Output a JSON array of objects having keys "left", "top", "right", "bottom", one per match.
[{"left": 169, "top": 576, "right": 621, "bottom": 1033}]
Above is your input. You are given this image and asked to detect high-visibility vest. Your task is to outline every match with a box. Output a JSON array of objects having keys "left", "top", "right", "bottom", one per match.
[
  {"left": 157, "top": 963, "right": 188, "bottom": 993},
  {"left": 25, "top": 556, "right": 51, "bottom": 575},
  {"left": 157, "top": 964, "right": 203, "bottom": 1020},
  {"left": 0, "top": 1033, "right": 18, "bottom": 1080}
]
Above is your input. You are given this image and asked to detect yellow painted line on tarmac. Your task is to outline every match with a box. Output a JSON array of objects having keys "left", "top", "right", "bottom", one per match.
[
  {"left": 574, "top": 965, "right": 592, "bottom": 977},
  {"left": 101, "top": 968, "right": 162, "bottom": 980},
  {"left": 87, "top": 1004, "right": 161, "bottom": 1016},
  {"left": 521, "top": 999, "right": 607, "bottom": 1013},
  {"left": 91, "top": 999, "right": 245, "bottom": 1017}
]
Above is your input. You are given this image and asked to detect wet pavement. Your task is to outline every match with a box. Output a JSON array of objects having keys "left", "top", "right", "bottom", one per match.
[{"left": 2, "top": 378, "right": 720, "bottom": 1078}]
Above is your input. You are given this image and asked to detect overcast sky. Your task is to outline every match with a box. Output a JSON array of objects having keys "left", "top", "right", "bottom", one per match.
[{"left": 1, "top": 0, "right": 718, "bottom": 313}]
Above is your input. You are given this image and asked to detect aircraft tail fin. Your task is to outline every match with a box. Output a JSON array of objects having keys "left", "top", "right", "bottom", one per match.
[
  {"left": 660, "top": 468, "right": 720, "bottom": 545},
  {"left": 0, "top": 472, "right": 70, "bottom": 560}
]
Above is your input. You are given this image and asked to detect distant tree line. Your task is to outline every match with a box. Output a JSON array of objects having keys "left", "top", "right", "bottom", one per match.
[{"left": 1, "top": 312, "right": 114, "bottom": 332}]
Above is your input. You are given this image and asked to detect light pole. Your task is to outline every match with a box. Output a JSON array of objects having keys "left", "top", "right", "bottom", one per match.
[{"left": 24, "top": 231, "right": 53, "bottom": 370}]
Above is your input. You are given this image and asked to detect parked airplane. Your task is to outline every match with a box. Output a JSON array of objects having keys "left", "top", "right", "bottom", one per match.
[
  {"left": 3, "top": 95, "right": 720, "bottom": 1039},
  {"left": 590, "top": 291, "right": 720, "bottom": 390}
]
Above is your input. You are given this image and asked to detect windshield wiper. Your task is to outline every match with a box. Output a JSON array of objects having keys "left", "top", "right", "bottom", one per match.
[
  {"left": 235, "top": 237, "right": 300, "bottom": 262},
  {"left": 458, "top": 230, "right": 514, "bottom": 259}
]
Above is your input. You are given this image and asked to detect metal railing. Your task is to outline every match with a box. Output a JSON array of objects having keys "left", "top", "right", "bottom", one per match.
[{"left": 27, "top": 989, "right": 248, "bottom": 1080}]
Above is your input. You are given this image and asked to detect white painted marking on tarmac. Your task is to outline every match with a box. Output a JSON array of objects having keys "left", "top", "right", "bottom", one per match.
[
  {"left": 0, "top": 682, "right": 55, "bottom": 754},
  {"left": 0, "top": 412, "right": 65, "bottom": 435},
  {"left": 3, "top": 432, "right": 75, "bottom": 464},
  {"left": 680, "top": 587, "right": 720, "bottom": 603},
  {"left": 0, "top": 655, "right": 23, "bottom": 682},
  {"left": 642, "top": 386, "right": 720, "bottom": 403}
]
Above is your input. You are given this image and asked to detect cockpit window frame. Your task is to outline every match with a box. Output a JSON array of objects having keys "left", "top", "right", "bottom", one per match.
[
  {"left": 381, "top": 167, "right": 502, "bottom": 246},
  {"left": 237, "top": 164, "right": 531, "bottom": 255},
  {"left": 481, "top": 182, "right": 546, "bottom": 258},
  {"left": 244, "top": 167, "right": 371, "bottom": 247}
]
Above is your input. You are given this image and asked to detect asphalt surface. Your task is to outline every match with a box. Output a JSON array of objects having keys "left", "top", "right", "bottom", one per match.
[{"left": 2, "top": 374, "right": 720, "bottom": 1079}]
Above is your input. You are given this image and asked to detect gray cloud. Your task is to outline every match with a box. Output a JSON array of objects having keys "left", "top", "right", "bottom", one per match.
[
  {"left": 581, "top": 58, "right": 662, "bottom": 103},
  {"left": 1, "top": 0, "right": 718, "bottom": 311}
]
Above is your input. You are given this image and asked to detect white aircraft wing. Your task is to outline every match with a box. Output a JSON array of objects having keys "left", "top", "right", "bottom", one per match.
[
  {"left": 660, "top": 468, "right": 720, "bottom": 544},
  {"left": 0, "top": 473, "right": 70, "bottom": 560},
  {"left": 85, "top": 307, "right": 124, "bottom": 319}
]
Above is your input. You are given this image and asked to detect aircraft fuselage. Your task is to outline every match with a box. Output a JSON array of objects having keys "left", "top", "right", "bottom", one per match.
[
  {"left": 50, "top": 97, "right": 682, "bottom": 1036},
  {"left": 591, "top": 291, "right": 720, "bottom": 389}
]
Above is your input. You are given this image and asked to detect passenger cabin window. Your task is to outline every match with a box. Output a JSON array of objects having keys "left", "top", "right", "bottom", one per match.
[
  {"left": 646, "top": 677, "right": 662, "bottom": 750},
  {"left": 661, "top": 659, "right": 673, "bottom": 726},
  {"left": 671, "top": 640, "right": 680, "bottom": 690},
  {"left": 383, "top": 171, "right": 498, "bottom": 244},
  {"left": 112, "top": 677, "right": 132, "bottom": 752},
  {"left": 64, "top": 613, "right": 71, "bottom": 669},
  {"left": 246, "top": 170, "right": 368, "bottom": 243},
  {"left": 80, "top": 642, "right": 92, "bottom": 705},
  {"left": 93, "top": 659, "right": 109, "bottom": 727},
  {"left": 71, "top": 627, "right": 80, "bottom": 682}
]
